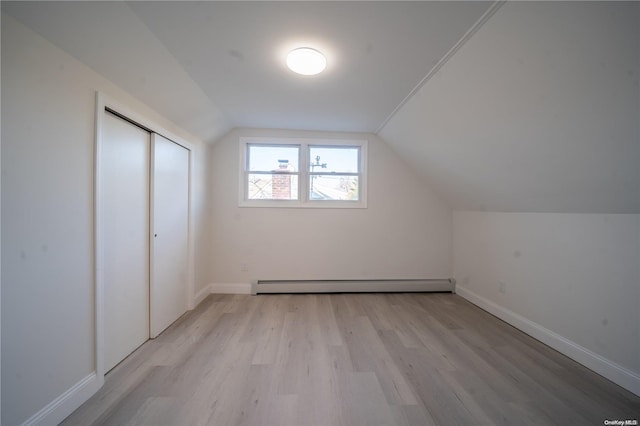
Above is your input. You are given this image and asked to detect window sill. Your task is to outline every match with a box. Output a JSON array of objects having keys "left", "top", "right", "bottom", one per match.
[{"left": 238, "top": 200, "right": 367, "bottom": 209}]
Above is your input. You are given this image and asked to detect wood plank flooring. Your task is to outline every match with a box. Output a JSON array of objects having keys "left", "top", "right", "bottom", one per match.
[{"left": 62, "top": 293, "right": 640, "bottom": 425}]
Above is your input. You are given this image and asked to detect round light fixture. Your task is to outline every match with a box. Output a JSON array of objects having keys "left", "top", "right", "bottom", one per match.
[{"left": 286, "top": 47, "right": 326, "bottom": 75}]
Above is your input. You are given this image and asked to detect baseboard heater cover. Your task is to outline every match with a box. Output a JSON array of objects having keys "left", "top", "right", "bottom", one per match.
[{"left": 251, "top": 279, "right": 456, "bottom": 295}]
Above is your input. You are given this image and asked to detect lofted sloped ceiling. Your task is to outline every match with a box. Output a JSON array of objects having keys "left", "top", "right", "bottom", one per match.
[
  {"left": 2, "top": 1, "right": 492, "bottom": 138},
  {"left": 125, "top": 1, "right": 491, "bottom": 133},
  {"left": 1, "top": 1, "right": 232, "bottom": 143},
  {"left": 3, "top": 1, "right": 638, "bottom": 214},
  {"left": 380, "top": 1, "right": 640, "bottom": 213}
]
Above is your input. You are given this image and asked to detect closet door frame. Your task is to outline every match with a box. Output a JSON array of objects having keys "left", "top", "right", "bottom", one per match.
[{"left": 94, "top": 92, "right": 196, "bottom": 385}]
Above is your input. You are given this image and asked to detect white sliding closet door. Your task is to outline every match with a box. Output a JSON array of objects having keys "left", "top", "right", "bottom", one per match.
[
  {"left": 150, "top": 134, "right": 189, "bottom": 337},
  {"left": 102, "top": 112, "right": 150, "bottom": 372}
]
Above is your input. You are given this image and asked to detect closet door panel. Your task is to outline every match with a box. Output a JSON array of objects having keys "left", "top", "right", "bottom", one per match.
[
  {"left": 150, "top": 133, "right": 189, "bottom": 337},
  {"left": 102, "top": 112, "right": 150, "bottom": 372}
]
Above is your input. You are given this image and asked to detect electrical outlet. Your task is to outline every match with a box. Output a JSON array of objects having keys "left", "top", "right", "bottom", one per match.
[
  {"left": 499, "top": 281, "right": 506, "bottom": 294},
  {"left": 240, "top": 262, "right": 249, "bottom": 272}
]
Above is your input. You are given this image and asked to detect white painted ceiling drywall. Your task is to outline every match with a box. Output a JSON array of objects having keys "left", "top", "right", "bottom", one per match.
[
  {"left": 1, "top": 1, "right": 491, "bottom": 138},
  {"left": 3, "top": 1, "right": 638, "bottom": 214},
  {"left": 380, "top": 1, "right": 640, "bottom": 213},
  {"left": 1, "top": 1, "right": 231, "bottom": 143},
  {"left": 126, "top": 1, "right": 490, "bottom": 133}
]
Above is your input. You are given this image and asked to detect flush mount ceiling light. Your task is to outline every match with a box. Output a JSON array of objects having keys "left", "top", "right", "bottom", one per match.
[{"left": 286, "top": 47, "right": 326, "bottom": 75}]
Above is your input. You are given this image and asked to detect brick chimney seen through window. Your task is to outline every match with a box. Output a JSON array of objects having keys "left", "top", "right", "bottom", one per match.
[{"left": 272, "top": 159, "right": 292, "bottom": 199}]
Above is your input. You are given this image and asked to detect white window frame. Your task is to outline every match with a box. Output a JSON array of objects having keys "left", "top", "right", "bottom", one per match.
[{"left": 239, "top": 137, "right": 368, "bottom": 208}]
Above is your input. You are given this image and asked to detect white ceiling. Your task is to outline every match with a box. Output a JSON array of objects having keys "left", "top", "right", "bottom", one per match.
[
  {"left": 127, "top": 1, "right": 491, "bottom": 133},
  {"left": 4, "top": 1, "right": 638, "bottom": 214},
  {"left": 379, "top": 1, "right": 640, "bottom": 213},
  {"left": 2, "top": 1, "right": 492, "bottom": 140}
]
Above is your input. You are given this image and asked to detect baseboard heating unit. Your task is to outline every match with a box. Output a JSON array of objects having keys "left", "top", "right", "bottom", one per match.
[{"left": 251, "top": 279, "right": 456, "bottom": 295}]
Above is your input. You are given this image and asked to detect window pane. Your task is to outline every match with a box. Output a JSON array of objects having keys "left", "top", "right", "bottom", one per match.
[
  {"left": 309, "top": 175, "right": 359, "bottom": 201},
  {"left": 248, "top": 145, "right": 299, "bottom": 172},
  {"left": 248, "top": 173, "right": 299, "bottom": 200},
  {"left": 308, "top": 146, "right": 359, "bottom": 173}
]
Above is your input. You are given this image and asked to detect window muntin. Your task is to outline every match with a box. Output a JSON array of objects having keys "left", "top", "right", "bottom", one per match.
[{"left": 239, "top": 138, "right": 367, "bottom": 208}]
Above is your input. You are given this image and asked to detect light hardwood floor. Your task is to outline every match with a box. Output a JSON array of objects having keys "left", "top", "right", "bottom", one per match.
[{"left": 62, "top": 293, "right": 640, "bottom": 425}]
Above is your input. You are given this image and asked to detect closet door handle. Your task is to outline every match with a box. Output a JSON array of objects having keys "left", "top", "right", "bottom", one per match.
[{"left": 154, "top": 234, "right": 158, "bottom": 238}]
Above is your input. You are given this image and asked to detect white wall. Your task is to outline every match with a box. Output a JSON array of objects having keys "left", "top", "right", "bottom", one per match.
[
  {"left": 194, "top": 143, "right": 213, "bottom": 296},
  {"left": 453, "top": 212, "right": 640, "bottom": 395},
  {"left": 209, "top": 128, "right": 452, "bottom": 287},
  {"left": 1, "top": 13, "right": 211, "bottom": 425}
]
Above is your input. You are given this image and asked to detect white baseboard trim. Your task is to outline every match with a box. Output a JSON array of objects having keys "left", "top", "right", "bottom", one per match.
[
  {"left": 210, "top": 283, "right": 252, "bottom": 294},
  {"left": 193, "top": 284, "right": 212, "bottom": 307},
  {"left": 456, "top": 286, "right": 640, "bottom": 397},
  {"left": 21, "top": 372, "right": 100, "bottom": 426}
]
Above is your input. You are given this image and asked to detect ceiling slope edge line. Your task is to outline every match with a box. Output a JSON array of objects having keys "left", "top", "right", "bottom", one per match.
[{"left": 374, "top": 0, "right": 506, "bottom": 135}]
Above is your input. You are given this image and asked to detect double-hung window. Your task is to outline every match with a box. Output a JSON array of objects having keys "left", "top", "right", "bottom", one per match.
[{"left": 239, "top": 137, "right": 367, "bottom": 208}]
